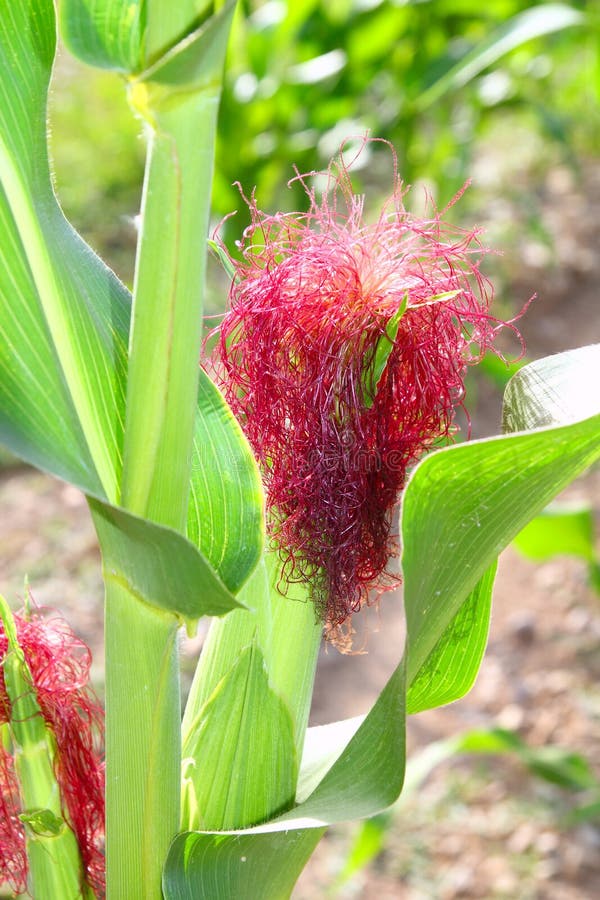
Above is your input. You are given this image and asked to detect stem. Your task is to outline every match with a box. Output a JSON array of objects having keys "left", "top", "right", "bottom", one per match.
[
  {"left": 104, "top": 25, "right": 227, "bottom": 898},
  {"left": 104, "top": 580, "right": 180, "bottom": 900},
  {"left": 121, "top": 90, "right": 219, "bottom": 527}
]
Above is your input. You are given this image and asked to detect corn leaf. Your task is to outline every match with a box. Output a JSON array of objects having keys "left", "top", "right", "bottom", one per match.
[
  {"left": 0, "top": 0, "right": 262, "bottom": 615},
  {"left": 59, "top": 0, "right": 146, "bottom": 72},
  {"left": 513, "top": 502, "right": 596, "bottom": 563},
  {"left": 164, "top": 345, "right": 600, "bottom": 896},
  {"left": 0, "top": 0, "right": 128, "bottom": 501},
  {"left": 163, "top": 829, "right": 325, "bottom": 900},
  {"left": 89, "top": 499, "right": 246, "bottom": 622}
]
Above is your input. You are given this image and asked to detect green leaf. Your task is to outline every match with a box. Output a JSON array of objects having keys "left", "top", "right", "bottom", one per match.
[
  {"left": 163, "top": 828, "right": 325, "bottom": 900},
  {"left": 89, "top": 498, "right": 246, "bottom": 623},
  {"left": 406, "top": 561, "right": 497, "bottom": 714},
  {"left": 402, "top": 413, "right": 600, "bottom": 691},
  {"left": 455, "top": 728, "right": 597, "bottom": 792},
  {"left": 416, "top": 4, "right": 585, "bottom": 111},
  {"left": 165, "top": 346, "right": 600, "bottom": 896},
  {"left": 0, "top": 0, "right": 129, "bottom": 502},
  {"left": 364, "top": 295, "right": 407, "bottom": 409},
  {"left": 0, "top": 0, "right": 262, "bottom": 599},
  {"left": 187, "top": 371, "right": 265, "bottom": 593},
  {"left": 59, "top": 0, "right": 146, "bottom": 72},
  {"left": 335, "top": 814, "right": 390, "bottom": 890},
  {"left": 365, "top": 293, "right": 460, "bottom": 407},
  {"left": 402, "top": 346, "right": 600, "bottom": 698},
  {"left": 181, "top": 642, "right": 298, "bottom": 831}
]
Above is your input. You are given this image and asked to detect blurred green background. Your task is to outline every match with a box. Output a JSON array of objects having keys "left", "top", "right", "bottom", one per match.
[{"left": 49, "top": 0, "right": 599, "bottom": 305}]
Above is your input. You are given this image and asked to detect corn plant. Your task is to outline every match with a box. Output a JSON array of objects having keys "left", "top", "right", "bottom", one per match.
[{"left": 1, "top": 2, "right": 600, "bottom": 898}]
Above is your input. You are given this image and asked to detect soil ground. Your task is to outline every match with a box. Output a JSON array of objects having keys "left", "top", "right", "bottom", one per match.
[{"left": 1, "top": 163, "right": 600, "bottom": 898}]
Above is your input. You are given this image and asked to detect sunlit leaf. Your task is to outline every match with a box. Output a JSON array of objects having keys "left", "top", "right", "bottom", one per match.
[
  {"left": 163, "top": 828, "right": 325, "bottom": 900},
  {"left": 402, "top": 414, "right": 600, "bottom": 696},
  {"left": 503, "top": 343, "right": 600, "bottom": 431},
  {"left": 0, "top": 0, "right": 129, "bottom": 502},
  {"left": 0, "top": 0, "right": 263, "bottom": 605},
  {"left": 166, "top": 345, "right": 600, "bottom": 896},
  {"left": 89, "top": 499, "right": 246, "bottom": 623}
]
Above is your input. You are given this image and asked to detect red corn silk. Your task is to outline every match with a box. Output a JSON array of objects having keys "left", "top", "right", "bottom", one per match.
[
  {"left": 213, "top": 145, "right": 514, "bottom": 635},
  {"left": 0, "top": 607, "right": 105, "bottom": 897},
  {"left": 0, "top": 742, "right": 27, "bottom": 895}
]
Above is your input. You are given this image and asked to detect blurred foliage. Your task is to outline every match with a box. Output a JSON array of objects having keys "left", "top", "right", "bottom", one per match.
[
  {"left": 49, "top": 0, "right": 600, "bottom": 289},
  {"left": 49, "top": 50, "right": 143, "bottom": 285},
  {"left": 513, "top": 500, "right": 600, "bottom": 593},
  {"left": 216, "top": 0, "right": 596, "bottom": 231},
  {"left": 334, "top": 727, "right": 600, "bottom": 893}
]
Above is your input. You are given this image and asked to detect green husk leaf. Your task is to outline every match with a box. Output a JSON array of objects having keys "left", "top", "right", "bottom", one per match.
[{"left": 182, "top": 642, "right": 298, "bottom": 831}]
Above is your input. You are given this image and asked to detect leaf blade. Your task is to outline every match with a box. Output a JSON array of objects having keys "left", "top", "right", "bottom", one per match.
[
  {"left": 59, "top": 0, "right": 145, "bottom": 72},
  {"left": 416, "top": 4, "right": 584, "bottom": 111},
  {"left": 89, "top": 498, "right": 246, "bottom": 622},
  {"left": 163, "top": 828, "right": 324, "bottom": 900}
]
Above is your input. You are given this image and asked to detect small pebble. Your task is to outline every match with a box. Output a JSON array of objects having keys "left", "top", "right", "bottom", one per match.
[
  {"left": 507, "top": 822, "right": 536, "bottom": 854},
  {"left": 497, "top": 703, "right": 525, "bottom": 731},
  {"left": 535, "top": 831, "right": 560, "bottom": 856},
  {"left": 508, "top": 610, "right": 536, "bottom": 645}
]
